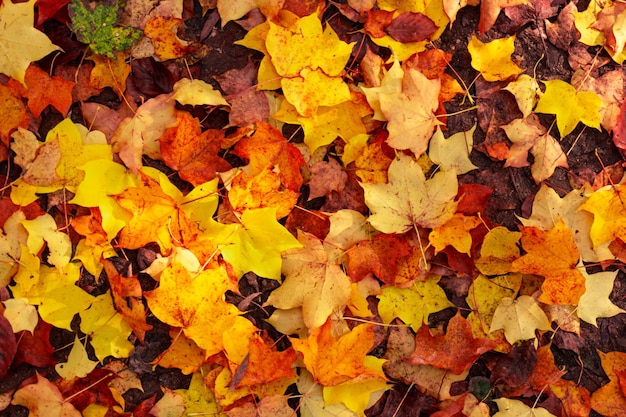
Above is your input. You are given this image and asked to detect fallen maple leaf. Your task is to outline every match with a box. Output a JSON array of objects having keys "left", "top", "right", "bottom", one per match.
[
  {"left": 502, "top": 114, "right": 568, "bottom": 182},
  {"left": 361, "top": 153, "right": 458, "bottom": 234},
  {"left": 493, "top": 398, "right": 556, "bottom": 417},
  {"left": 160, "top": 111, "right": 232, "bottom": 185},
  {"left": 592, "top": 2, "right": 626, "bottom": 59},
  {"left": 234, "top": 333, "right": 297, "bottom": 388},
  {"left": 428, "top": 213, "right": 482, "bottom": 254},
  {"left": 578, "top": 183, "right": 626, "bottom": 250},
  {"left": 145, "top": 261, "right": 252, "bottom": 357},
  {"left": 0, "top": 314, "right": 16, "bottom": 379},
  {"left": 429, "top": 125, "right": 478, "bottom": 175},
  {"left": 346, "top": 233, "right": 412, "bottom": 284},
  {"left": 385, "top": 12, "right": 438, "bottom": 43},
  {"left": 265, "top": 232, "right": 351, "bottom": 329},
  {"left": 489, "top": 295, "right": 551, "bottom": 344},
  {"left": 511, "top": 219, "right": 586, "bottom": 305},
  {"left": 0, "top": 0, "right": 60, "bottom": 86},
  {"left": 534, "top": 79, "right": 602, "bottom": 137},
  {"left": 377, "top": 276, "right": 454, "bottom": 331},
  {"left": 577, "top": 269, "right": 625, "bottom": 325},
  {"left": 13, "top": 65, "right": 75, "bottom": 118},
  {"left": 55, "top": 336, "right": 97, "bottom": 380},
  {"left": 12, "top": 373, "right": 81, "bottom": 417},
  {"left": 406, "top": 312, "right": 496, "bottom": 374},
  {"left": 290, "top": 320, "right": 387, "bottom": 386},
  {"left": 468, "top": 35, "right": 523, "bottom": 82},
  {"left": 475, "top": 226, "right": 521, "bottom": 276}
]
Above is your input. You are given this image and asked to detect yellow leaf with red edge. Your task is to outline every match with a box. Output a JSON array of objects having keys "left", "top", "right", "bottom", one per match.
[
  {"left": 227, "top": 166, "right": 299, "bottom": 219},
  {"left": 578, "top": 183, "right": 626, "bottom": 249},
  {"left": 113, "top": 172, "right": 200, "bottom": 253},
  {"left": 534, "top": 79, "right": 602, "bottom": 137},
  {"left": 265, "top": 13, "right": 353, "bottom": 116},
  {"left": 591, "top": 351, "right": 626, "bottom": 417},
  {"left": 511, "top": 219, "right": 586, "bottom": 305},
  {"left": 234, "top": 333, "right": 297, "bottom": 388},
  {"left": 429, "top": 213, "right": 481, "bottom": 254},
  {"left": 12, "top": 373, "right": 81, "bottom": 417},
  {"left": 144, "top": 261, "right": 251, "bottom": 357},
  {"left": 0, "top": 0, "right": 61, "bottom": 87},
  {"left": 406, "top": 312, "right": 497, "bottom": 374},
  {"left": 232, "top": 123, "right": 306, "bottom": 191},
  {"left": 19, "top": 65, "right": 74, "bottom": 118},
  {"left": 289, "top": 320, "right": 387, "bottom": 386},
  {"left": 265, "top": 232, "right": 351, "bottom": 329},
  {"left": 160, "top": 111, "right": 231, "bottom": 185},
  {"left": 468, "top": 35, "right": 523, "bottom": 82}
]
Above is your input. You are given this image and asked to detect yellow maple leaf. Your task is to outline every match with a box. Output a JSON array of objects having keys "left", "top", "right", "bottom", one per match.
[
  {"left": 265, "top": 13, "right": 353, "bottom": 116},
  {"left": 12, "top": 373, "right": 81, "bottom": 417},
  {"left": 429, "top": 125, "right": 478, "bottom": 175},
  {"left": 493, "top": 398, "right": 557, "bottom": 417},
  {"left": 468, "top": 35, "right": 523, "bottom": 82},
  {"left": 475, "top": 226, "right": 521, "bottom": 276},
  {"left": 55, "top": 336, "right": 97, "bottom": 380},
  {"left": 377, "top": 275, "right": 454, "bottom": 331},
  {"left": 145, "top": 261, "right": 252, "bottom": 357},
  {"left": 361, "top": 154, "right": 458, "bottom": 234},
  {"left": 0, "top": 0, "right": 60, "bottom": 86},
  {"left": 466, "top": 274, "right": 522, "bottom": 336},
  {"left": 265, "top": 232, "right": 351, "bottom": 329},
  {"left": 172, "top": 78, "right": 229, "bottom": 107},
  {"left": 534, "top": 79, "right": 602, "bottom": 137},
  {"left": 429, "top": 213, "right": 481, "bottom": 254},
  {"left": 578, "top": 183, "right": 626, "bottom": 250}
]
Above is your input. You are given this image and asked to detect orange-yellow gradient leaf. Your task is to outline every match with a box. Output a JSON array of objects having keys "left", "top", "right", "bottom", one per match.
[
  {"left": 114, "top": 173, "right": 200, "bottom": 253},
  {"left": 591, "top": 351, "right": 626, "bottom": 417},
  {"left": 232, "top": 123, "right": 306, "bottom": 191},
  {"left": 289, "top": 320, "right": 387, "bottom": 386},
  {"left": 144, "top": 261, "right": 251, "bottom": 357},
  {"left": 406, "top": 312, "right": 496, "bottom": 374},
  {"left": 88, "top": 52, "right": 131, "bottom": 96},
  {"left": 478, "top": 0, "right": 529, "bottom": 33},
  {"left": 160, "top": 111, "right": 231, "bottom": 185},
  {"left": 227, "top": 166, "right": 299, "bottom": 219},
  {"left": 235, "top": 333, "right": 297, "bottom": 388},
  {"left": 511, "top": 219, "right": 585, "bottom": 305},
  {"left": 144, "top": 16, "right": 191, "bottom": 60}
]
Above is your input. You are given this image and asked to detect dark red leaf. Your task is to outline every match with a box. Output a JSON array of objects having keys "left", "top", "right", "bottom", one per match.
[
  {"left": 0, "top": 314, "right": 16, "bottom": 379},
  {"left": 385, "top": 12, "right": 438, "bottom": 43},
  {"left": 14, "top": 320, "right": 56, "bottom": 368}
]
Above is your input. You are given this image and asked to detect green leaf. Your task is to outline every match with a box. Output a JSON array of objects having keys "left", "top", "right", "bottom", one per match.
[{"left": 69, "top": 0, "right": 141, "bottom": 58}]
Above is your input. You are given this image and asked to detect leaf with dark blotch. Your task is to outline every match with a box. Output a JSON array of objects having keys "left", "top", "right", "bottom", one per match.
[{"left": 385, "top": 12, "right": 438, "bottom": 43}]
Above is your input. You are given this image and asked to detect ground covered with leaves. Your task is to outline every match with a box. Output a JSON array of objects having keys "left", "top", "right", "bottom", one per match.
[{"left": 1, "top": 0, "right": 626, "bottom": 416}]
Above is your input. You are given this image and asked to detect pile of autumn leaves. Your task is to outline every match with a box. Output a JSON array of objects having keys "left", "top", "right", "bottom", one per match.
[{"left": 2, "top": 0, "right": 626, "bottom": 416}]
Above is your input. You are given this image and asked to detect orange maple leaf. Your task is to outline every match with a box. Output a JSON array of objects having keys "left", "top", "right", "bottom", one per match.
[
  {"left": 113, "top": 173, "right": 200, "bottom": 253},
  {"left": 232, "top": 123, "right": 305, "bottom": 191},
  {"left": 346, "top": 233, "right": 412, "bottom": 284},
  {"left": 7, "top": 65, "right": 75, "bottom": 118},
  {"left": 289, "top": 320, "right": 387, "bottom": 386},
  {"left": 591, "top": 351, "right": 626, "bottom": 417},
  {"left": 160, "top": 111, "right": 231, "bottom": 185},
  {"left": 511, "top": 219, "right": 586, "bottom": 305},
  {"left": 234, "top": 333, "right": 297, "bottom": 388},
  {"left": 406, "top": 312, "right": 496, "bottom": 375},
  {"left": 0, "top": 83, "right": 30, "bottom": 145}
]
